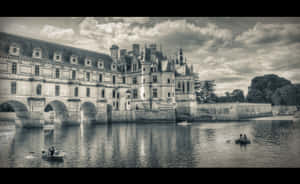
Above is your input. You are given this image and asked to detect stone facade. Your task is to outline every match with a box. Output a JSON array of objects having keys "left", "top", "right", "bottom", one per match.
[{"left": 0, "top": 32, "right": 196, "bottom": 127}]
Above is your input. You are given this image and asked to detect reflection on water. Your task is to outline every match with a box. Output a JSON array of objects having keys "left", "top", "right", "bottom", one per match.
[{"left": 1, "top": 120, "right": 300, "bottom": 167}]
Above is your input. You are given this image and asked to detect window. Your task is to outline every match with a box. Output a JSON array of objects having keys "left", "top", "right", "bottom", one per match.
[
  {"left": 122, "top": 76, "right": 126, "bottom": 84},
  {"left": 168, "top": 92, "right": 171, "bottom": 97},
  {"left": 182, "top": 82, "right": 185, "bottom": 93},
  {"left": 177, "top": 82, "right": 181, "bottom": 88},
  {"left": 11, "top": 82, "right": 16, "bottom": 94},
  {"left": 143, "top": 67, "right": 146, "bottom": 71},
  {"left": 132, "top": 77, "right": 137, "bottom": 84},
  {"left": 56, "top": 55, "right": 60, "bottom": 60},
  {"left": 187, "top": 81, "right": 190, "bottom": 92},
  {"left": 13, "top": 47, "right": 17, "bottom": 53},
  {"left": 112, "top": 90, "right": 116, "bottom": 98},
  {"left": 112, "top": 76, "right": 116, "bottom": 84},
  {"left": 152, "top": 88, "right": 158, "bottom": 98},
  {"left": 86, "top": 88, "right": 90, "bottom": 97},
  {"left": 153, "top": 75, "right": 158, "bottom": 83},
  {"left": 101, "top": 89, "right": 105, "bottom": 98},
  {"left": 99, "top": 74, "right": 103, "bottom": 82},
  {"left": 133, "top": 64, "right": 137, "bottom": 72},
  {"left": 55, "top": 85, "right": 60, "bottom": 96},
  {"left": 12, "top": 62, "right": 17, "bottom": 74},
  {"left": 116, "top": 101, "right": 119, "bottom": 110},
  {"left": 35, "top": 52, "right": 40, "bottom": 57},
  {"left": 133, "top": 89, "right": 138, "bottom": 99},
  {"left": 86, "top": 72, "right": 90, "bottom": 81},
  {"left": 55, "top": 68, "right": 60, "bottom": 79},
  {"left": 167, "top": 78, "right": 170, "bottom": 84},
  {"left": 117, "top": 92, "right": 120, "bottom": 99},
  {"left": 35, "top": 65, "right": 40, "bottom": 76},
  {"left": 72, "top": 70, "right": 76, "bottom": 80},
  {"left": 74, "top": 87, "right": 78, "bottom": 97},
  {"left": 36, "top": 84, "right": 42, "bottom": 95}
]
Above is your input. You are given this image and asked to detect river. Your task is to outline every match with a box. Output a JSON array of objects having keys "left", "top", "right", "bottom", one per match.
[{"left": 1, "top": 119, "right": 300, "bottom": 167}]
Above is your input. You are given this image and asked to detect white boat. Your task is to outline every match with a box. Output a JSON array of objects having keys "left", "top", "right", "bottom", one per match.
[
  {"left": 43, "top": 124, "right": 54, "bottom": 131},
  {"left": 177, "top": 120, "right": 191, "bottom": 126}
]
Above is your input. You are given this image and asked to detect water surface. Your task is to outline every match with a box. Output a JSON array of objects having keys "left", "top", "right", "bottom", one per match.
[{"left": 1, "top": 120, "right": 300, "bottom": 167}]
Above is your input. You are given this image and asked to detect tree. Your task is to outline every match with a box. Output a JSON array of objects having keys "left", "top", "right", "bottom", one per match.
[
  {"left": 247, "top": 88, "right": 265, "bottom": 103},
  {"left": 217, "top": 89, "right": 245, "bottom": 103},
  {"left": 231, "top": 89, "right": 245, "bottom": 102},
  {"left": 195, "top": 80, "right": 217, "bottom": 103},
  {"left": 247, "top": 74, "right": 292, "bottom": 103},
  {"left": 271, "top": 85, "right": 298, "bottom": 105}
]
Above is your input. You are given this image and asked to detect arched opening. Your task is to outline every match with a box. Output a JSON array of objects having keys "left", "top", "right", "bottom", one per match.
[
  {"left": 44, "top": 100, "right": 69, "bottom": 125},
  {"left": 80, "top": 102, "right": 97, "bottom": 124},
  {"left": 0, "top": 101, "right": 30, "bottom": 127}
]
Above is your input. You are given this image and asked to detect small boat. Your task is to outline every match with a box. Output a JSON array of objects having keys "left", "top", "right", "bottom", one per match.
[
  {"left": 235, "top": 139, "right": 251, "bottom": 145},
  {"left": 43, "top": 124, "right": 54, "bottom": 131},
  {"left": 41, "top": 149, "right": 64, "bottom": 162},
  {"left": 177, "top": 120, "right": 191, "bottom": 126}
]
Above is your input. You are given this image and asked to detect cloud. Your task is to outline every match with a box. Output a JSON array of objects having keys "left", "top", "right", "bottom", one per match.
[
  {"left": 236, "top": 22, "right": 300, "bottom": 45},
  {"left": 40, "top": 25, "right": 75, "bottom": 42},
  {"left": 110, "top": 17, "right": 151, "bottom": 24},
  {"left": 78, "top": 18, "right": 234, "bottom": 55}
]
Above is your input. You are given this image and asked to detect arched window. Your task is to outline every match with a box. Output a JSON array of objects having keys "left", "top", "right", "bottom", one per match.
[{"left": 36, "top": 84, "right": 42, "bottom": 95}]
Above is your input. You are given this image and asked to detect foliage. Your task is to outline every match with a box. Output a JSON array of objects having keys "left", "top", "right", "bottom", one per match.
[
  {"left": 218, "top": 89, "right": 245, "bottom": 103},
  {"left": 195, "top": 80, "right": 217, "bottom": 103},
  {"left": 246, "top": 74, "right": 300, "bottom": 105}
]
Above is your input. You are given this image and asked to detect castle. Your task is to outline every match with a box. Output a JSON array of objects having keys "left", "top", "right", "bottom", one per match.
[{"left": 0, "top": 32, "right": 197, "bottom": 127}]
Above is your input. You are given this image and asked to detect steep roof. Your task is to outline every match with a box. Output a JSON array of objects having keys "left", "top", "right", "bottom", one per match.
[{"left": 0, "top": 32, "right": 114, "bottom": 71}]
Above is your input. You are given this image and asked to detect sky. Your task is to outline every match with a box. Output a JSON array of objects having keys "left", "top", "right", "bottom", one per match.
[{"left": 1, "top": 17, "right": 300, "bottom": 96}]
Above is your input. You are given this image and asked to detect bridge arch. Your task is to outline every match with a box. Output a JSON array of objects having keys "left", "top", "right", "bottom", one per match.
[
  {"left": 44, "top": 100, "right": 69, "bottom": 124},
  {"left": 0, "top": 100, "right": 30, "bottom": 126},
  {"left": 80, "top": 101, "right": 97, "bottom": 123}
]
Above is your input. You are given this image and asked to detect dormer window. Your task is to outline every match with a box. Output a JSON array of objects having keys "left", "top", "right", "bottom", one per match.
[
  {"left": 98, "top": 59, "right": 104, "bottom": 69},
  {"left": 53, "top": 52, "right": 62, "bottom": 62},
  {"left": 111, "top": 62, "right": 117, "bottom": 71},
  {"left": 85, "top": 58, "right": 92, "bottom": 67},
  {"left": 32, "top": 48, "right": 42, "bottom": 59},
  {"left": 70, "top": 55, "right": 78, "bottom": 64},
  {"left": 9, "top": 44, "right": 20, "bottom": 56}
]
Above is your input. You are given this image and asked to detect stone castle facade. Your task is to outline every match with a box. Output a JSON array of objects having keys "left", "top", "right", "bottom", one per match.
[{"left": 0, "top": 32, "right": 197, "bottom": 127}]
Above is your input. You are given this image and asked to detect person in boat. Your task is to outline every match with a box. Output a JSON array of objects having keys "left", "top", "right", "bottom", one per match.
[
  {"left": 49, "top": 146, "right": 55, "bottom": 156},
  {"left": 239, "top": 134, "right": 243, "bottom": 141},
  {"left": 243, "top": 134, "right": 247, "bottom": 141}
]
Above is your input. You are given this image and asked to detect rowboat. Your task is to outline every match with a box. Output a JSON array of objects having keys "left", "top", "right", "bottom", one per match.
[
  {"left": 41, "top": 149, "right": 64, "bottom": 162},
  {"left": 177, "top": 120, "right": 191, "bottom": 126},
  {"left": 235, "top": 139, "right": 251, "bottom": 145}
]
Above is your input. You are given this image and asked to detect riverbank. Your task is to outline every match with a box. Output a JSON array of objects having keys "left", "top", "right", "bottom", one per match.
[{"left": 250, "top": 115, "right": 295, "bottom": 121}]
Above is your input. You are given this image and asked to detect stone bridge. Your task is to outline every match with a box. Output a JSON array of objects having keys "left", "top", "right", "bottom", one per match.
[{"left": 0, "top": 95, "right": 109, "bottom": 128}]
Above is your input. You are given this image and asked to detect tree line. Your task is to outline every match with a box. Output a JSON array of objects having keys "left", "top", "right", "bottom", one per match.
[{"left": 195, "top": 74, "right": 300, "bottom": 106}]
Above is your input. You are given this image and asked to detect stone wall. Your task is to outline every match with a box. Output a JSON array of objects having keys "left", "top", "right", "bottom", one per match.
[
  {"left": 135, "top": 109, "right": 176, "bottom": 123},
  {"left": 272, "top": 105, "right": 298, "bottom": 115},
  {"left": 187, "top": 102, "right": 272, "bottom": 121}
]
